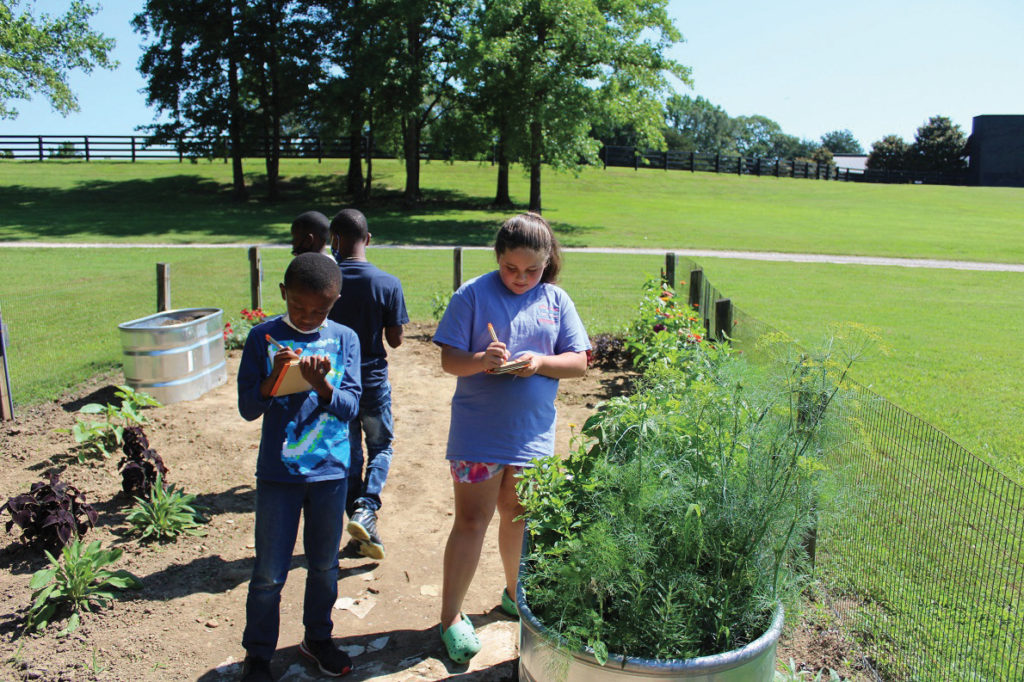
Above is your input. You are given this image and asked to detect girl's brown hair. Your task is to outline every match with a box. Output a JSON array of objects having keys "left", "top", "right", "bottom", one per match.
[{"left": 494, "top": 212, "right": 562, "bottom": 283}]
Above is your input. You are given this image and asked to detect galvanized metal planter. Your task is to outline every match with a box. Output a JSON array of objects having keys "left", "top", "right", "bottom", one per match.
[
  {"left": 118, "top": 308, "right": 226, "bottom": 404},
  {"left": 517, "top": 584, "right": 784, "bottom": 682}
]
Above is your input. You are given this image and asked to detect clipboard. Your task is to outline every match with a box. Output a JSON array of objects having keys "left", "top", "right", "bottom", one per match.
[{"left": 269, "top": 361, "right": 313, "bottom": 396}]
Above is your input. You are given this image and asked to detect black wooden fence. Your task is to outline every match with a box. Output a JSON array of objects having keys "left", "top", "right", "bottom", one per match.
[{"left": 0, "top": 134, "right": 968, "bottom": 185}]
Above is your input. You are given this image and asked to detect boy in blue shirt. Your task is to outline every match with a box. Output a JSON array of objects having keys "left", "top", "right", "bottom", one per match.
[
  {"left": 237, "top": 253, "right": 361, "bottom": 681},
  {"left": 328, "top": 208, "right": 409, "bottom": 561}
]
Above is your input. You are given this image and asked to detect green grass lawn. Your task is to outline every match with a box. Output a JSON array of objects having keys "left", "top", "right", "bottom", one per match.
[
  {"left": 3, "top": 158, "right": 1024, "bottom": 262},
  {"left": 1, "top": 158, "right": 1022, "bottom": 476}
]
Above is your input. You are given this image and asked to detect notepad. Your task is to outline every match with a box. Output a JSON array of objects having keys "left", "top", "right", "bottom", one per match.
[
  {"left": 269, "top": 360, "right": 313, "bottom": 396},
  {"left": 490, "top": 358, "right": 530, "bottom": 375}
]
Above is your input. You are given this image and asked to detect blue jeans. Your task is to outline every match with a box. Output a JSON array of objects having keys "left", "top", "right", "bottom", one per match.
[
  {"left": 242, "top": 478, "right": 347, "bottom": 661},
  {"left": 346, "top": 381, "right": 394, "bottom": 515}
]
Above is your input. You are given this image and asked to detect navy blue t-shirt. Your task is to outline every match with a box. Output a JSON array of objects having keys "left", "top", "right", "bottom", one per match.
[{"left": 328, "top": 260, "right": 409, "bottom": 388}]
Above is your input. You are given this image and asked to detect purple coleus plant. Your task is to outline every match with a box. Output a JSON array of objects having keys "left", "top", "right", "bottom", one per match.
[
  {"left": 1, "top": 472, "right": 98, "bottom": 551},
  {"left": 118, "top": 426, "right": 168, "bottom": 500}
]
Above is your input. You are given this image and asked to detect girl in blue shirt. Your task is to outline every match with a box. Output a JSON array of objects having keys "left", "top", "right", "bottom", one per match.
[{"left": 433, "top": 213, "right": 591, "bottom": 663}]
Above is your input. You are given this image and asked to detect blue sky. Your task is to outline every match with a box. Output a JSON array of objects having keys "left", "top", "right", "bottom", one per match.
[{"left": 3, "top": 0, "right": 1023, "bottom": 149}]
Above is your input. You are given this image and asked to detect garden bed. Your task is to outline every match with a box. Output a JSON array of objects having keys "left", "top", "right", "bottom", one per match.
[{"left": 0, "top": 323, "right": 865, "bottom": 681}]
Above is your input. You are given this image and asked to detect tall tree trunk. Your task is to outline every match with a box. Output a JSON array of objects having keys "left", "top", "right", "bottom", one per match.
[
  {"left": 402, "top": 16, "right": 422, "bottom": 205},
  {"left": 403, "top": 115, "right": 421, "bottom": 204},
  {"left": 346, "top": 109, "right": 364, "bottom": 196},
  {"left": 528, "top": 118, "right": 542, "bottom": 213},
  {"left": 363, "top": 97, "right": 374, "bottom": 201},
  {"left": 494, "top": 131, "right": 511, "bottom": 208},
  {"left": 227, "top": 0, "right": 246, "bottom": 199}
]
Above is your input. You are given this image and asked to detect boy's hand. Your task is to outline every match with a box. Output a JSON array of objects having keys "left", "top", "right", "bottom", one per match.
[
  {"left": 271, "top": 348, "right": 300, "bottom": 376},
  {"left": 299, "top": 355, "right": 335, "bottom": 402},
  {"left": 482, "top": 341, "right": 509, "bottom": 371}
]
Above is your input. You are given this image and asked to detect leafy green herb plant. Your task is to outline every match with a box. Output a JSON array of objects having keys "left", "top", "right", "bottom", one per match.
[
  {"left": 69, "top": 386, "right": 161, "bottom": 462},
  {"left": 26, "top": 539, "right": 142, "bottom": 636},
  {"left": 125, "top": 473, "right": 206, "bottom": 542},
  {"left": 430, "top": 290, "right": 452, "bottom": 322}
]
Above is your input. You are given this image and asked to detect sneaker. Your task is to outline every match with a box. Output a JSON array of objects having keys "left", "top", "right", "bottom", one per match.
[
  {"left": 299, "top": 637, "right": 352, "bottom": 677},
  {"left": 240, "top": 655, "right": 275, "bottom": 682},
  {"left": 347, "top": 507, "right": 385, "bottom": 560}
]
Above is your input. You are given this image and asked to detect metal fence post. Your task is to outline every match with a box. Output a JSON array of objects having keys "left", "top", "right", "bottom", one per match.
[
  {"left": 0, "top": 301, "right": 14, "bottom": 420},
  {"left": 249, "top": 246, "right": 263, "bottom": 311},
  {"left": 688, "top": 267, "right": 703, "bottom": 311},
  {"left": 157, "top": 263, "right": 171, "bottom": 312},
  {"left": 453, "top": 247, "right": 463, "bottom": 291},
  {"left": 714, "top": 298, "right": 732, "bottom": 341},
  {"left": 663, "top": 252, "right": 677, "bottom": 289}
]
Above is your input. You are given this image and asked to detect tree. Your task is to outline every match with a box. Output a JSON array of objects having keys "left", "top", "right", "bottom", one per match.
[
  {"left": 731, "top": 115, "right": 782, "bottom": 157},
  {"left": 819, "top": 129, "right": 863, "bottom": 155},
  {"left": 134, "top": 0, "right": 248, "bottom": 198},
  {"left": 811, "top": 146, "right": 833, "bottom": 167},
  {"left": 664, "top": 94, "right": 733, "bottom": 153},
  {"left": 469, "top": 0, "right": 689, "bottom": 213},
  {"left": 866, "top": 134, "right": 909, "bottom": 171},
  {"left": 0, "top": 0, "right": 116, "bottom": 119},
  {"left": 767, "top": 133, "right": 816, "bottom": 160},
  {"left": 907, "top": 115, "right": 966, "bottom": 173}
]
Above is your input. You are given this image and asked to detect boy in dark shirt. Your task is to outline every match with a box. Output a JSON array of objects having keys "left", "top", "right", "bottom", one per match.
[
  {"left": 290, "top": 210, "right": 332, "bottom": 256},
  {"left": 328, "top": 208, "right": 409, "bottom": 560},
  {"left": 237, "top": 253, "right": 361, "bottom": 680}
]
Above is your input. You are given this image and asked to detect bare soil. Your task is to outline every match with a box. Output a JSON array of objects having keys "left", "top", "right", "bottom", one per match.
[{"left": 0, "top": 323, "right": 865, "bottom": 681}]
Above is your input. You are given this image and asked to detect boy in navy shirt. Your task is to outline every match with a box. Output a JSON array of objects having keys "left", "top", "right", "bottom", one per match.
[
  {"left": 237, "top": 253, "right": 361, "bottom": 680},
  {"left": 328, "top": 208, "right": 409, "bottom": 560}
]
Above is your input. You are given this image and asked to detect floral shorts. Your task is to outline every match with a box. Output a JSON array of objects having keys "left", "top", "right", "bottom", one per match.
[{"left": 449, "top": 460, "right": 523, "bottom": 484}]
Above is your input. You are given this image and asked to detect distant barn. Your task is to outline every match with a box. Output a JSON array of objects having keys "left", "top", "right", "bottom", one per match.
[{"left": 968, "top": 115, "right": 1024, "bottom": 187}]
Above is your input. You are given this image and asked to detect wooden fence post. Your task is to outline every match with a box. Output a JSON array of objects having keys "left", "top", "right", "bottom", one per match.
[
  {"left": 737, "top": 156, "right": 743, "bottom": 176},
  {"left": 0, "top": 301, "right": 14, "bottom": 420},
  {"left": 663, "top": 252, "right": 677, "bottom": 289},
  {"left": 157, "top": 263, "right": 171, "bottom": 312},
  {"left": 714, "top": 298, "right": 733, "bottom": 341},
  {"left": 715, "top": 153, "right": 720, "bottom": 173},
  {"left": 453, "top": 247, "right": 463, "bottom": 291},
  {"left": 84, "top": 136, "right": 90, "bottom": 162},
  {"left": 37, "top": 136, "right": 43, "bottom": 161},
  {"left": 249, "top": 246, "right": 263, "bottom": 311},
  {"left": 688, "top": 267, "right": 703, "bottom": 310},
  {"left": 689, "top": 151, "right": 695, "bottom": 172}
]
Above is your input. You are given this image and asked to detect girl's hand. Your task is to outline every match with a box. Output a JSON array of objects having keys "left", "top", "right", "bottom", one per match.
[
  {"left": 481, "top": 340, "right": 509, "bottom": 371},
  {"left": 510, "top": 353, "right": 541, "bottom": 378}
]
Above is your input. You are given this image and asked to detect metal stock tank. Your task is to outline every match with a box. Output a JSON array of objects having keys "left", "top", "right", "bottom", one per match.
[
  {"left": 517, "top": 584, "right": 783, "bottom": 682},
  {"left": 118, "top": 308, "right": 226, "bottom": 404}
]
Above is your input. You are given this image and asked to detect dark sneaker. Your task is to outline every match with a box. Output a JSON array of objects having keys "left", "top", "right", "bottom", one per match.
[
  {"left": 347, "top": 507, "right": 385, "bottom": 560},
  {"left": 240, "top": 655, "right": 275, "bottom": 682},
  {"left": 299, "top": 637, "right": 352, "bottom": 677}
]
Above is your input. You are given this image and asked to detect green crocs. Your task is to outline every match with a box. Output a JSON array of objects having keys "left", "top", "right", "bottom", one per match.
[
  {"left": 500, "top": 587, "right": 519, "bottom": 618},
  {"left": 440, "top": 613, "right": 481, "bottom": 663}
]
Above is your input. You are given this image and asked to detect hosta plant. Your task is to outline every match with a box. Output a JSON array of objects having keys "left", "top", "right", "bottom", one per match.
[
  {"left": 2, "top": 473, "right": 98, "bottom": 552},
  {"left": 125, "top": 473, "right": 206, "bottom": 542},
  {"left": 118, "top": 426, "right": 168, "bottom": 499},
  {"left": 26, "top": 539, "right": 142, "bottom": 636}
]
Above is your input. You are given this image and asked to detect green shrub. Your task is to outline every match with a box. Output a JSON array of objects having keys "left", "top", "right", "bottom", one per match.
[
  {"left": 26, "top": 539, "right": 142, "bottom": 636},
  {"left": 125, "top": 473, "right": 206, "bottom": 542},
  {"left": 223, "top": 308, "right": 267, "bottom": 350}
]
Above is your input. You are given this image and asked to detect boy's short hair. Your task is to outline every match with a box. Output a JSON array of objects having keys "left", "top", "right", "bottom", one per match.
[
  {"left": 284, "top": 253, "right": 342, "bottom": 295},
  {"left": 330, "top": 208, "right": 369, "bottom": 242},
  {"left": 291, "top": 211, "right": 331, "bottom": 243}
]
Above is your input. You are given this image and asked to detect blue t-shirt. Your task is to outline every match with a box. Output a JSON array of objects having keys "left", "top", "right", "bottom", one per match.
[
  {"left": 433, "top": 271, "right": 591, "bottom": 466},
  {"left": 237, "top": 316, "right": 362, "bottom": 482},
  {"left": 328, "top": 260, "right": 409, "bottom": 388}
]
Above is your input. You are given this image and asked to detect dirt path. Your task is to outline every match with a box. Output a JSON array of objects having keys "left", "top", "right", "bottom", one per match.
[{"left": 0, "top": 323, "right": 616, "bottom": 681}]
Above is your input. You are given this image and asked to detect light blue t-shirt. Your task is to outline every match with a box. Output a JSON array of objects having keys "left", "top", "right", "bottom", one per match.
[{"left": 433, "top": 271, "right": 591, "bottom": 466}]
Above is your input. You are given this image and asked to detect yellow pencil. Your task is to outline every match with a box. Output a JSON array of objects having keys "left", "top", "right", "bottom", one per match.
[{"left": 487, "top": 323, "right": 499, "bottom": 344}]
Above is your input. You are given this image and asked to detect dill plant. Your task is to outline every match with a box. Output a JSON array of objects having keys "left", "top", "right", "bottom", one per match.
[{"left": 519, "top": 322, "right": 871, "bottom": 662}]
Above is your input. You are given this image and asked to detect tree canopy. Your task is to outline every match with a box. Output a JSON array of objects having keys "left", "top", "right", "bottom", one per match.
[
  {"left": 0, "top": 0, "right": 116, "bottom": 119},
  {"left": 820, "top": 129, "right": 864, "bottom": 155}
]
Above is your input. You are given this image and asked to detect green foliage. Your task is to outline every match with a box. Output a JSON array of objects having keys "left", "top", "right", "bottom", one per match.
[
  {"left": 70, "top": 385, "right": 161, "bottom": 462},
  {"left": 125, "top": 473, "right": 206, "bottom": 542},
  {"left": 621, "top": 278, "right": 721, "bottom": 372},
  {"left": 819, "top": 129, "right": 863, "bottom": 155},
  {"left": 0, "top": 0, "right": 116, "bottom": 119},
  {"left": 519, "top": 296, "right": 870, "bottom": 660},
  {"left": 907, "top": 115, "right": 967, "bottom": 172},
  {"left": 429, "top": 290, "right": 452, "bottom": 322},
  {"left": 26, "top": 539, "right": 142, "bottom": 636},
  {"left": 48, "top": 141, "right": 80, "bottom": 159}
]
